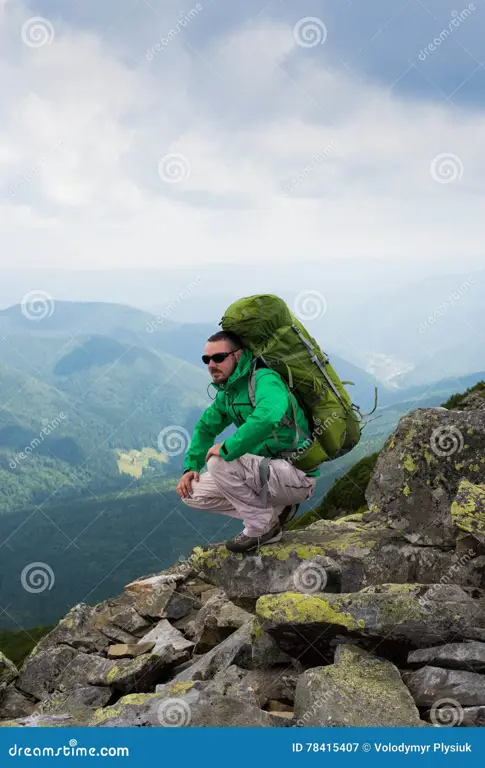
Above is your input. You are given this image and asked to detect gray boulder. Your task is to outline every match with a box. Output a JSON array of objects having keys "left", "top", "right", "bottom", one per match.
[
  {"left": 294, "top": 645, "right": 424, "bottom": 727},
  {"left": 408, "top": 641, "right": 485, "bottom": 672},
  {"left": 187, "top": 589, "right": 254, "bottom": 653},
  {"left": 366, "top": 407, "right": 485, "bottom": 546},
  {"left": 402, "top": 665, "right": 485, "bottom": 707},
  {"left": 89, "top": 681, "right": 274, "bottom": 727},
  {"left": 0, "top": 653, "right": 18, "bottom": 687},
  {"left": 0, "top": 686, "right": 36, "bottom": 719},
  {"left": 16, "top": 646, "right": 78, "bottom": 700},
  {"left": 256, "top": 583, "right": 485, "bottom": 664}
]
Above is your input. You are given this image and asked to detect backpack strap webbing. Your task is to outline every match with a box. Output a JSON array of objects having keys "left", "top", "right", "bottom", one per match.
[{"left": 248, "top": 357, "right": 311, "bottom": 463}]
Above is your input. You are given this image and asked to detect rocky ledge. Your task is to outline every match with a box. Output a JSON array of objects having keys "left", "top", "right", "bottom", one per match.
[{"left": 1, "top": 404, "right": 485, "bottom": 728}]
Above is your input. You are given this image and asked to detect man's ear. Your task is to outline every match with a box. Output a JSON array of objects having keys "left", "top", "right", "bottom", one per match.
[{"left": 234, "top": 348, "right": 243, "bottom": 362}]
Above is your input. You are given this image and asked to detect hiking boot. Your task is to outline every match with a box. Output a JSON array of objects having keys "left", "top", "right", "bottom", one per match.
[
  {"left": 225, "top": 523, "right": 282, "bottom": 553},
  {"left": 279, "top": 503, "right": 300, "bottom": 528}
]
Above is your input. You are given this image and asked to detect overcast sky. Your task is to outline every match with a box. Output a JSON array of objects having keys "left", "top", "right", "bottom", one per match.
[{"left": 1, "top": 0, "right": 484, "bottom": 272}]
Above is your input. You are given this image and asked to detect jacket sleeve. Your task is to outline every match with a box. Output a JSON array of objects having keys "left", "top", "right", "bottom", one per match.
[
  {"left": 219, "top": 370, "right": 289, "bottom": 462},
  {"left": 183, "top": 395, "right": 231, "bottom": 473}
]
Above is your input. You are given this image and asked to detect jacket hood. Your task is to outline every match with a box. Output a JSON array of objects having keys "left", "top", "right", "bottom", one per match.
[{"left": 211, "top": 348, "right": 253, "bottom": 392}]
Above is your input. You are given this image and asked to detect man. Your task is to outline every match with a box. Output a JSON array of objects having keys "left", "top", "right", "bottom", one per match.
[{"left": 176, "top": 331, "right": 319, "bottom": 553}]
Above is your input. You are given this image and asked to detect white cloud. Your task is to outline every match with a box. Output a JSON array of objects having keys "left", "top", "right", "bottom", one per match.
[{"left": 0, "top": 2, "right": 484, "bottom": 271}]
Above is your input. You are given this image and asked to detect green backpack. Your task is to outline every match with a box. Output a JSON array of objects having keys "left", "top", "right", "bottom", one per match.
[{"left": 219, "top": 294, "right": 376, "bottom": 472}]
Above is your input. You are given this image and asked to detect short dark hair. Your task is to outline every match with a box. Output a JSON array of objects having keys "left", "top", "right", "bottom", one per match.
[{"left": 206, "top": 330, "right": 243, "bottom": 350}]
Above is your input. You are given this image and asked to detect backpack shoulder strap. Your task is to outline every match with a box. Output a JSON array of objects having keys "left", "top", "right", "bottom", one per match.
[
  {"left": 248, "top": 358, "right": 258, "bottom": 408},
  {"left": 247, "top": 356, "right": 270, "bottom": 407}
]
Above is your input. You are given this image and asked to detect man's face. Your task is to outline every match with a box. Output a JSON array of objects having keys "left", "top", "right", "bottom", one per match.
[{"left": 204, "top": 341, "right": 242, "bottom": 384}]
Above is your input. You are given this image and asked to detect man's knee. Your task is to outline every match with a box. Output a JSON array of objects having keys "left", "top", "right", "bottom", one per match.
[{"left": 207, "top": 455, "right": 225, "bottom": 475}]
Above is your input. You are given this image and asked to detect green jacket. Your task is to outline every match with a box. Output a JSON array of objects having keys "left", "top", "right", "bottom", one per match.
[{"left": 183, "top": 349, "right": 320, "bottom": 476}]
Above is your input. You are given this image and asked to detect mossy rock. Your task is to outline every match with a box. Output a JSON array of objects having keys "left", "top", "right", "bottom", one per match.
[
  {"left": 255, "top": 583, "right": 485, "bottom": 664},
  {"left": 294, "top": 644, "right": 425, "bottom": 727},
  {"left": 293, "top": 452, "right": 380, "bottom": 529},
  {"left": 451, "top": 479, "right": 485, "bottom": 544}
]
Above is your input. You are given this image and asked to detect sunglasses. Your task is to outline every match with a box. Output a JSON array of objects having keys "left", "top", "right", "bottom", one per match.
[{"left": 202, "top": 349, "right": 240, "bottom": 365}]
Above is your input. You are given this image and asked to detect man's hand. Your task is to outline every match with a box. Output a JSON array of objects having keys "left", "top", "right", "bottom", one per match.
[
  {"left": 176, "top": 471, "right": 200, "bottom": 498},
  {"left": 205, "top": 442, "right": 221, "bottom": 462}
]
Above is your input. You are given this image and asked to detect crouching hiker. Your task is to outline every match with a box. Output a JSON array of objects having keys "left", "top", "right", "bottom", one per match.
[{"left": 176, "top": 330, "right": 319, "bottom": 553}]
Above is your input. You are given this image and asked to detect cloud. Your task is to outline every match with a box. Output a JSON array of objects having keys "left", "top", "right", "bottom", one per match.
[{"left": 0, "top": 0, "right": 484, "bottom": 271}]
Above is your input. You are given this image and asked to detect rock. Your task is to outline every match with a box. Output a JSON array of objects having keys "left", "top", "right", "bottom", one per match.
[
  {"left": 456, "top": 390, "right": 485, "bottom": 412},
  {"left": 171, "top": 609, "right": 200, "bottom": 634},
  {"left": 162, "top": 591, "right": 201, "bottom": 619},
  {"left": 205, "top": 665, "right": 261, "bottom": 707},
  {"left": 184, "top": 579, "right": 219, "bottom": 599},
  {"left": 70, "top": 635, "right": 108, "bottom": 653},
  {"left": 0, "top": 686, "right": 36, "bottom": 718},
  {"left": 266, "top": 699, "right": 293, "bottom": 712},
  {"left": 33, "top": 685, "right": 112, "bottom": 719},
  {"left": 170, "top": 622, "right": 253, "bottom": 683},
  {"left": 241, "top": 667, "right": 298, "bottom": 706},
  {"left": 125, "top": 572, "right": 189, "bottom": 594},
  {"left": 87, "top": 650, "right": 186, "bottom": 694},
  {"left": 256, "top": 584, "right": 485, "bottom": 665},
  {"left": 461, "top": 706, "right": 485, "bottom": 726},
  {"left": 268, "top": 711, "right": 295, "bottom": 726},
  {"left": 22, "top": 604, "right": 96, "bottom": 659},
  {"left": 0, "top": 713, "right": 77, "bottom": 727},
  {"left": 0, "top": 653, "right": 18, "bottom": 686},
  {"left": 402, "top": 666, "right": 485, "bottom": 707},
  {"left": 90, "top": 598, "right": 151, "bottom": 637},
  {"left": 200, "top": 587, "right": 224, "bottom": 604},
  {"left": 89, "top": 681, "right": 274, "bottom": 727},
  {"left": 249, "top": 618, "right": 294, "bottom": 667},
  {"left": 137, "top": 620, "right": 194, "bottom": 655},
  {"left": 94, "top": 624, "right": 140, "bottom": 645},
  {"left": 57, "top": 652, "right": 116, "bottom": 691},
  {"left": 294, "top": 645, "right": 424, "bottom": 727},
  {"left": 189, "top": 590, "right": 254, "bottom": 652},
  {"left": 131, "top": 587, "right": 201, "bottom": 621},
  {"left": 366, "top": 407, "right": 485, "bottom": 546},
  {"left": 190, "top": 518, "right": 481, "bottom": 600},
  {"left": 170, "top": 617, "right": 292, "bottom": 685},
  {"left": 408, "top": 641, "right": 485, "bottom": 671},
  {"left": 16, "top": 646, "right": 78, "bottom": 700},
  {"left": 107, "top": 643, "right": 155, "bottom": 659},
  {"left": 451, "top": 480, "right": 485, "bottom": 545}
]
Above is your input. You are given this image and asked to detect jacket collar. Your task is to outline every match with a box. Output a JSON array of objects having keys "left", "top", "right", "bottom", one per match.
[{"left": 211, "top": 348, "right": 253, "bottom": 392}]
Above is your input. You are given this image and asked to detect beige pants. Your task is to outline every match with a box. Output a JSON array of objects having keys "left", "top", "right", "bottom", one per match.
[{"left": 181, "top": 454, "right": 316, "bottom": 537}]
